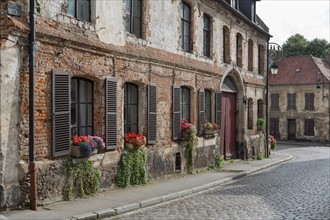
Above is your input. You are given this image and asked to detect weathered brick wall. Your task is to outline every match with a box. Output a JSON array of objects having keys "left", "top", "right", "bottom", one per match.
[{"left": 1, "top": 0, "right": 270, "bottom": 208}]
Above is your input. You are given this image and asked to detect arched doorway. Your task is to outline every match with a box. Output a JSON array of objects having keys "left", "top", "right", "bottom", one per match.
[{"left": 221, "top": 76, "right": 238, "bottom": 159}]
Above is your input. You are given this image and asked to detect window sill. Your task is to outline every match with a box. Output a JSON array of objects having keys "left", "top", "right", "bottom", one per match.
[
  {"left": 57, "top": 14, "right": 96, "bottom": 31},
  {"left": 125, "top": 33, "right": 149, "bottom": 46},
  {"left": 203, "top": 134, "right": 216, "bottom": 138}
]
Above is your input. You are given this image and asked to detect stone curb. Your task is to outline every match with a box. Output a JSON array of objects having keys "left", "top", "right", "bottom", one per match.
[{"left": 71, "top": 154, "right": 293, "bottom": 220}]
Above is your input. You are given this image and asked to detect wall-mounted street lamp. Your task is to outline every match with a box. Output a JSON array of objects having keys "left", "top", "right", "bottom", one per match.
[
  {"left": 265, "top": 42, "right": 283, "bottom": 157},
  {"left": 270, "top": 63, "right": 279, "bottom": 75}
]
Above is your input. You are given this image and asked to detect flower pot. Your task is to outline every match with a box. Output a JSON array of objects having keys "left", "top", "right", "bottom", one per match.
[
  {"left": 124, "top": 143, "right": 134, "bottom": 150},
  {"left": 204, "top": 129, "right": 215, "bottom": 135},
  {"left": 71, "top": 145, "right": 97, "bottom": 158},
  {"left": 124, "top": 143, "right": 145, "bottom": 150}
]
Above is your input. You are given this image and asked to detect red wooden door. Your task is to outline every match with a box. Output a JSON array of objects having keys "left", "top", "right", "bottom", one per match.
[{"left": 221, "top": 92, "right": 236, "bottom": 159}]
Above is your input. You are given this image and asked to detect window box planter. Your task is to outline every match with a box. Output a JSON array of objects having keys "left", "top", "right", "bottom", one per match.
[
  {"left": 124, "top": 142, "right": 145, "bottom": 150},
  {"left": 204, "top": 129, "right": 216, "bottom": 135},
  {"left": 71, "top": 144, "right": 97, "bottom": 158}
]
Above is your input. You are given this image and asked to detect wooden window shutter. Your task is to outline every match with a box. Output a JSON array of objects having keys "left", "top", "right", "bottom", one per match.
[
  {"left": 52, "top": 70, "right": 71, "bottom": 157},
  {"left": 105, "top": 77, "right": 117, "bottom": 150},
  {"left": 215, "top": 92, "right": 222, "bottom": 132},
  {"left": 147, "top": 84, "right": 157, "bottom": 144},
  {"left": 199, "top": 89, "right": 205, "bottom": 136},
  {"left": 173, "top": 85, "right": 181, "bottom": 140}
]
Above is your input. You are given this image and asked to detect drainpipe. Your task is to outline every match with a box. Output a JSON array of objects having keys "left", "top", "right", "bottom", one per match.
[
  {"left": 265, "top": 40, "right": 270, "bottom": 158},
  {"left": 29, "top": 0, "right": 37, "bottom": 210}
]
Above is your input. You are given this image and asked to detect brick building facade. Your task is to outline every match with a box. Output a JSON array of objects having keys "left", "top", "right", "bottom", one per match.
[{"left": 0, "top": 0, "right": 271, "bottom": 209}]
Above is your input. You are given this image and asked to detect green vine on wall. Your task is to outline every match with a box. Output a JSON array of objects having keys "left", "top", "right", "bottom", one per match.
[
  {"left": 181, "top": 120, "right": 197, "bottom": 174},
  {"left": 185, "top": 136, "right": 196, "bottom": 174},
  {"left": 116, "top": 148, "right": 147, "bottom": 188},
  {"left": 208, "top": 153, "right": 225, "bottom": 170},
  {"left": 64, "top": 156, "right": 101, "bottom": 201}
]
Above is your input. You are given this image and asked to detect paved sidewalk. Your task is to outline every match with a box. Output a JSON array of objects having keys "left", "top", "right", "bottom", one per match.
[{"left": 1, "top": 152, "right": 292, "bottom": 220}]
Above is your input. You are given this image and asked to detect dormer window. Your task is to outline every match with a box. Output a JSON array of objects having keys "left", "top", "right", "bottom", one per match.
[
  {"left": 224, "top": 0, "right": 239, "bottom": 9},
  {"left": 251, "top": 1, "right": 256, "bottom": 22}
]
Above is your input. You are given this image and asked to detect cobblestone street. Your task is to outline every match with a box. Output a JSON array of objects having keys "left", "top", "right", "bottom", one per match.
[{"left": 108, "top": 144, "right": 330, "bottom": 220}]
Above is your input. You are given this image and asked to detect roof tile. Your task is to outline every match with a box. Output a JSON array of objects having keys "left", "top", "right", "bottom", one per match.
[{"left": 269, "top": 55, "right": 330, "bottom": 85}]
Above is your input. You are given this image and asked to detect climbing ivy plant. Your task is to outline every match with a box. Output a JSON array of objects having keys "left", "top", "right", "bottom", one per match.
[
  {"left": 64, "top": 156, "right": 101, "bottom": 201},
  {"left": 116, "top": 148, "right": 148, "bottom": 188},
  {"left": 185, "top": 136, "right": 196, "bottom": 174}
]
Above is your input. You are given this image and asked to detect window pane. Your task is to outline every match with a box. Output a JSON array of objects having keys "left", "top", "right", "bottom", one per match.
[
  {"left": 205, "top": 90, "right": 211, "bottom": 122},
  {"left": 182, "top": 88, "right": 189, "bottom": 104},
  {"left": 128, "top": 84, "right": 138, "bottom": 104},
  {"left": 79, "top": 80, "right": 87, "bottom": 102},
  {"left": 77, "top": 0, "right": 90, "bottom": 21},
  {"left": 126, "top": 0, "right": 131, "bottom": 14},
  {"left": 129, "top": 124, "right": 138, "bottom": 134},
  {"left": 126, "top": 17, "right": 131, "bottom": 32},
  {"left": 204, "top": 16, "right": 210, "bottom": 30},
  {"left": 68, "top": 0, "right": 75, "bottom": 17},
  {"left": 71, "top": 126, "right": 78, "bottom": 136},
  {"left": 71, "top": 79, "right": 77, "bottom": 102},
  {"left": 133, "top": 0, "right": 141, "bottom": 17},
  {"left": 183, "top": 22, "right": 190, "bottom": 36},
  {"left": 128, "top": 105, "right": 138, "bottom": 124},
  {"left": 71, "top": 103, "right": 77, "bottom": 125},
  {"left": 80, "top": 127, "right": 87, "bottom": 136},
  {"left": 87, "top": 104, "right": 92, "bottom": 126},
  {"left": 71, "top": 78, "right": 93, "bottom": 137},
  {"left": 86, "top": 80, "right": 92, "bottom": 102},
  {"left": 133, "top": 17, "right": 141, "bottom": 37},
  {"left": 126, "top": 0, "right": 131, "bottom": 32},
  {"left": 87, "top": 127, "right": 92, "bottom": 135},
  {"left": 124, "top": 83, "right": 139, "bottom": 134},
  {"left": 183, "top": 4, "right": 190, "bottom": 21},
  {"left": 182, "top": 104, "right": 190, "bottom": 121},
  {"left": 80, "top": 103, "right": 87, "bottom": 126},
  {"left": 181, "top": 87, "right": 190, "bottom": 121}
]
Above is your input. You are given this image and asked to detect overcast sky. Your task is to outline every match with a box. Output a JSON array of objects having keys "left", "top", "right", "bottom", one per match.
[{"left": 256, "top": 0, "right": 330, "bottom": 46}]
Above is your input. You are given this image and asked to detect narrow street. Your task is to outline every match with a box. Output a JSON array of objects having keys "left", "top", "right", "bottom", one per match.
[{"left": 108, "top": 144, "right": 330, "bottom": 220}]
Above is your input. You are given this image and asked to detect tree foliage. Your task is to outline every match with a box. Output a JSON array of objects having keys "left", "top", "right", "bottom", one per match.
[{"left": 282, "top": 34, "right": 329, "bottom": 58}]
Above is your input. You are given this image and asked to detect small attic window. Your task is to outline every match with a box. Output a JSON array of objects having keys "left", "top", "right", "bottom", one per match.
[{"left": 295, "top": 68, "right": 301, "bottom": 73}]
